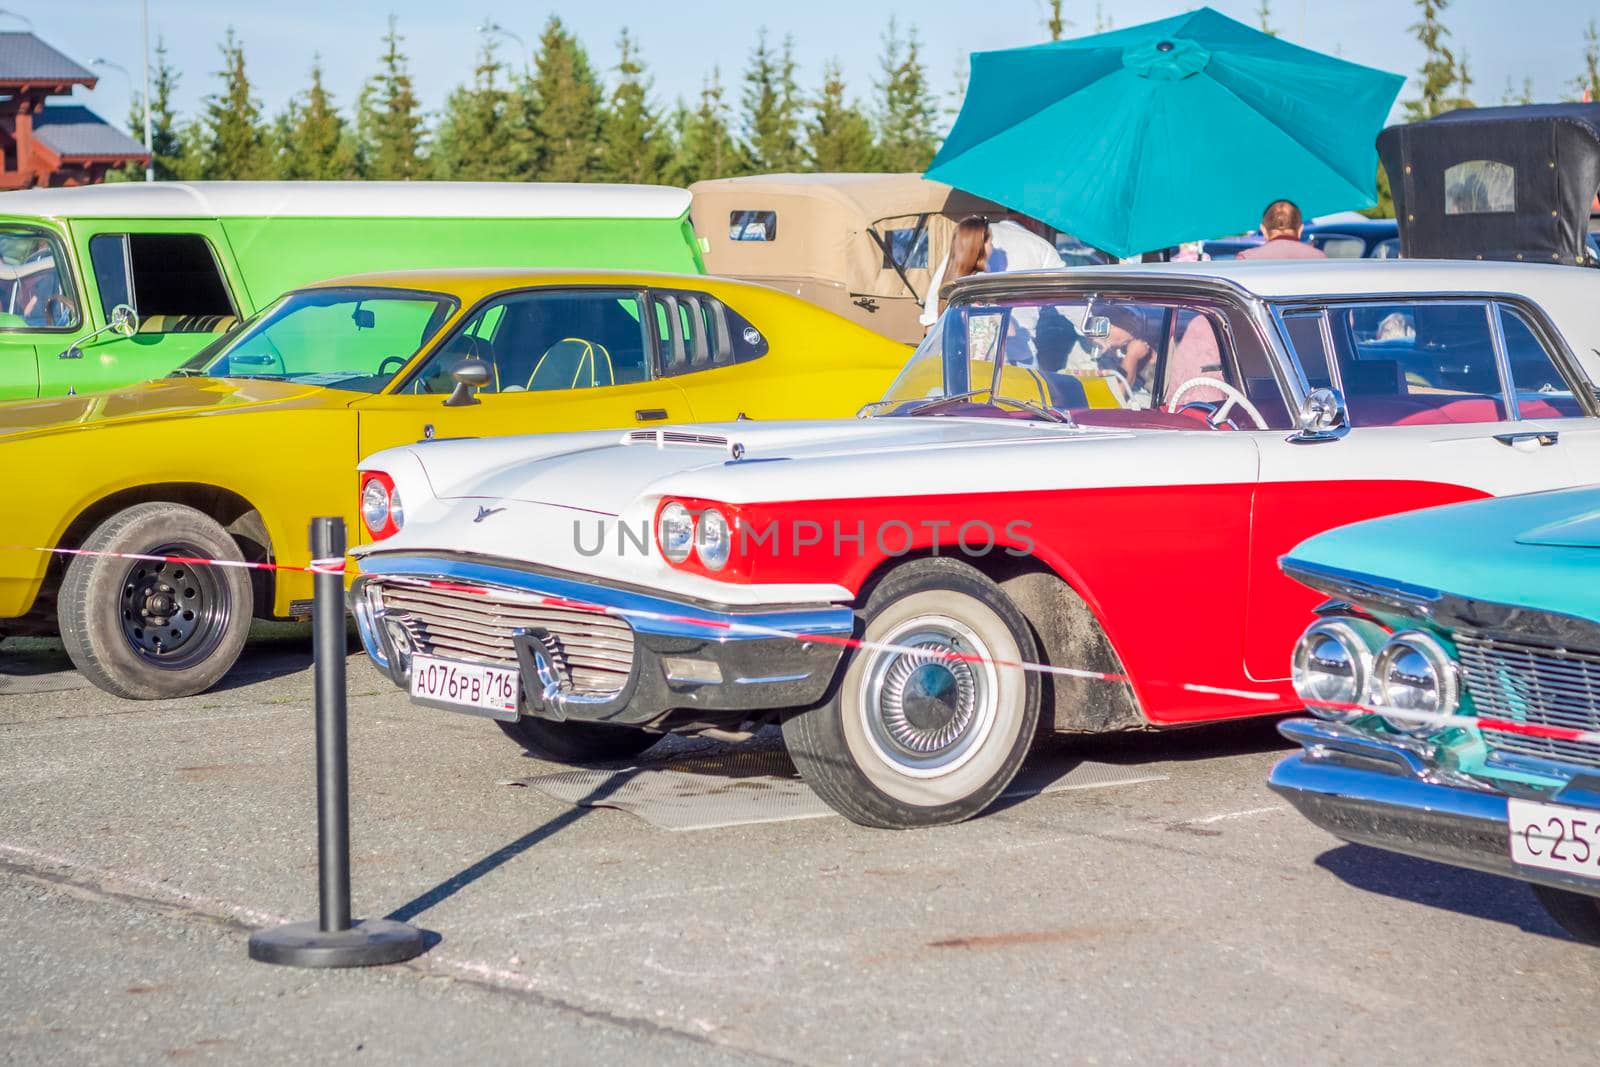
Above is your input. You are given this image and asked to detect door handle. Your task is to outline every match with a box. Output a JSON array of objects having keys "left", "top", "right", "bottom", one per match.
[
  {"left": 1493, "top": 430, "right": 1559, "bottom": 449},
  {"left": 634, "top": 408, "right": 669, "bottom": 422}
]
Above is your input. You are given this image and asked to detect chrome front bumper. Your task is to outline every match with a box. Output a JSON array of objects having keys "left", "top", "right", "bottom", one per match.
[
  {"left": 1269, "top": 718, "right": 1600, "bottom": 898},
  {"left": 351, "top": 554, "right": 856, "bottom": 728}
]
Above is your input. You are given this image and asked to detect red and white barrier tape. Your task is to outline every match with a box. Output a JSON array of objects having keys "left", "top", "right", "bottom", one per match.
[
  {"left": 7, "top": 545, "right": 345, "bottom": 575},
  {"left": 15, "top": 546, "right": 1600, "bottom": 748}
]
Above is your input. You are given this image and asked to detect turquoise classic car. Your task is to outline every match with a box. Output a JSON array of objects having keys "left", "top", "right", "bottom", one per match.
[{"left": 1268, "top": 484, "right": 1600, "bottom": 944}]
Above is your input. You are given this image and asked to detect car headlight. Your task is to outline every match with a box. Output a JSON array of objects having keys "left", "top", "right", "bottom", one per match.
[
  {"left": 697, "top": 508, "right": 731, "bottom": 571},
  {"left": 361, "top": 474, "right": 393, "bottom": 537},
  {"left": 1291, "top": 617, "right": 1387, "bottom": 722},
  {"left": 388, "top": 488, "right": 405, "bottom": 530},
  {"left": 658, "top": 501, "right": 695, "bottom": 564},
  {"left": 1369, "top": 630, "right": 1459, "bottom": 735}
]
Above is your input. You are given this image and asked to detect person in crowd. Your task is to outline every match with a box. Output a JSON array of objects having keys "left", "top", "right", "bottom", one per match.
[
  {"left": 1236, "top": 200, "right": 1327, "bottom": 261},
  {"left": 921, "top": 211, "right": 1066, "bottom": 328}
]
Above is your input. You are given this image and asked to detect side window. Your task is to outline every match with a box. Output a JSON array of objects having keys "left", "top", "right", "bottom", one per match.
[
  {"left": 1500, "top": 305, "right": 1585, "bottom": 419},
  {"left": 879, "top": 219, "right": 930, "bottom": 270},
  {"left": 0, "top": 225, "right": 79, "bottom": 330},
  {"left": 729, "top": 211, "right": 776, "bottom": 241},
  {"left": 88, "top": 233, "right": 235, "bottom": 334},
  {"left": 407, "top": 289, "right": 649, "bottom": 395},
  {"left": 1309, "top": 234, "right": 1365, "bottom": 259},
  {"left": 1280, "top": 310, "right": 1333, "bottom": 389},
  {"left": 652, "top": 290, "right": 768, "bottom": 375},
  {"left": 1156, "top": 306, "right": 1292, "bottom": 430},
  {"left": 1326, "top": 301, "right": 1508, "bottom": 426}
]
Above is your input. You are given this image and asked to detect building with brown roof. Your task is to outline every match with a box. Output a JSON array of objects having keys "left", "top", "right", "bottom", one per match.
[{"left": 0, "top": 31, "right": 148, "bottom": 188}]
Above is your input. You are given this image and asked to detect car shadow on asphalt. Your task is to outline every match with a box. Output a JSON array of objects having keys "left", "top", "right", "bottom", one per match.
[
  {"left": 1314, "top": 843, "right": 1570, "bottom": 941},
  {"left": 1032, "top": 715, "right": 1296, "bottom": 765}
]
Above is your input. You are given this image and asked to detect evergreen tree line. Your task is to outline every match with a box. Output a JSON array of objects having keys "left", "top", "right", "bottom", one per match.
[{"left": 125, "top": 15, "right": 943, "bottom": 184}]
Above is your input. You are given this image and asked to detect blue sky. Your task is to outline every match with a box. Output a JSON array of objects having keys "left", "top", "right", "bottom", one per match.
[{"left": 46, "top": 0, "right": 1600, "bottom": 136}]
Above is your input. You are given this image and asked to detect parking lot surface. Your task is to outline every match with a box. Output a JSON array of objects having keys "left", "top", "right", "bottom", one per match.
[{"left": 3, "top": 631, "right": 1597, "bottom": 1064}]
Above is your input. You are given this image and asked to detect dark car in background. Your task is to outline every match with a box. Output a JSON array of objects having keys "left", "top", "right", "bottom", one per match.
[{"left": 1204, "top": 219, "right": 1399, "bottom": 260}]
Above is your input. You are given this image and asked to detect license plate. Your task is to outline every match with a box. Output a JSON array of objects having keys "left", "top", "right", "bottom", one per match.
[
  {"left": 409, "top": 654, "right": 520, "bottom": 720},
  {"left": 1508, "top": 797, "right": 1600, "bottom": 882}
]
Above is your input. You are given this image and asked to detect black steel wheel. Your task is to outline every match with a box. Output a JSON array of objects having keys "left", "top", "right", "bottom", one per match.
[{"left": 58, "top": 502, "right": 253, "bottom": 699}]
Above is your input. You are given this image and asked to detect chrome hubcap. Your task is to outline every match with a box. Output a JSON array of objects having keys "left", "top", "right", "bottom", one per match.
[{"left": 861, "top": 617, "right": 998, "bottom": 777}]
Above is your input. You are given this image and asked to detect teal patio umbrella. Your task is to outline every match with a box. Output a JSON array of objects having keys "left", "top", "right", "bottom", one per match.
[{"left": 926, "top": 7, "right": 1403, "bottom": 259}]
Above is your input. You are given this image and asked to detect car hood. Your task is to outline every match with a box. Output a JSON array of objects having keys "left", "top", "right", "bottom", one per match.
[
  {"left": 402, "top": 417, "right": 1112, "bottom": 515},
  {"left": 0, "top": 377, "right": 343, "bottom": 441},
  {"left": 1284, "top": 485, "right": 1600, "bottom": 626}
]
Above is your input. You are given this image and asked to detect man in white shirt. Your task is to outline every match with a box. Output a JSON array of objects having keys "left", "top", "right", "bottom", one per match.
[{"left": 919, "top": 216, "right": 1065, "bottom": 328}]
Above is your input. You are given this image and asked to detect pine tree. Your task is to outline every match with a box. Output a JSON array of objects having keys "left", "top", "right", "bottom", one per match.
[
  {"left": 277, "top": 59, "right": 358, "bottom": 180},
  {"left": 874, "top": 18, "right": 940, "bottom": 172},
  {"left": 598, "top": 30, "right": 672, "bottom": 184},
  {"left": 531, "top": 16, "right": 604, "bottom": 181},
  {"left": 1093, "top": 4, "right": 1113, "bottom": 33},
  {"left": 357, "top": 17, "right": 427, "bottom": 180},
  {"left": 1575, "top": 20, "right": 1600, "bottom": 101},
  {"left": 195, "top": 29, "right": 272, "bottom": 179},
  {"left": 121, "top": 36, "right": 184, "bottom": 180},
  {"left": 1501, "top": 77, "right": 1534, "bottom": 105},
  {"left": 1045, "top": 0, "right": 1068, "bottom": 41},
  {"left": 1404, "top": 0, "right": 1467, "bottom": 121},
  {"left": 1450, "top": 52, "right": 1475, "bottom": 111},
  {"left": 741, "top": 29, "right": 804, "bottom": 172},
  {"left": 806, "top": 60, "right": 876, "bottom": 172},
  {"left": 432, "top": 39, "right": 519, "bottom": 180},
  {"left": 669, "top": 69, "right": 741, "bottom": 184},
  {"left": 1257, "top": 1, "right": 1276, "bottom": 36}
]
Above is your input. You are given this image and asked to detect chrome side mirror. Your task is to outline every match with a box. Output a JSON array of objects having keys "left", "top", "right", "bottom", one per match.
[
  {"left": 109, "top": 303, "right": 139, "bottom": 337},
  {"left": 1289, "top": 386, "right": 1349, "bottom": 444},
  {"left": 442, "top": 358, "right": 491, "bottom": 407},
  {"left": 57, "top": 302, "right": 140, "bottom": 359}
]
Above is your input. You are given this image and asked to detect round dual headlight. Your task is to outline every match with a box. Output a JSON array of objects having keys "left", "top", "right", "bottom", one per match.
[
  {"left": 658, "top": 502, "right": 696, "bottom": 564},
  {"left": 388, "top": 488, "right": 405, "bottom": 530},
  {"left": 1369, "top": 630, "right": 1459, "bottom": 735},
  {"left": 1291, "top": 617, "right": 1387, "bottom": 722},
  {"left": 697, "top": 508, "right": 731, "bottom": 571},
  {"left": 361, "top": 478, "right": 392, "bottom": 535}
]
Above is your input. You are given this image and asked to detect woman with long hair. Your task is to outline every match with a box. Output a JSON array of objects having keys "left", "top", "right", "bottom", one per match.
[{"left": 947, "top": 216, "right": 993, "bottom": 281}]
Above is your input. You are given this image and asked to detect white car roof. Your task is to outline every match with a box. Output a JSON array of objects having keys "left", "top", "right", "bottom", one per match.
[
  {"left": 967, "top": 258, "right": 1590, "bottom": 299},
  {"left": 952, "top": 259, "right": 1600, "bottom": 386},
  {"left": 0, "top": 181, "right": 692, "bottom": 221}
]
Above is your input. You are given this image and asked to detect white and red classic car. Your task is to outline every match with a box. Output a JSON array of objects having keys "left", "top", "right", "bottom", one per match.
[{"left": 349, "top": 260, "right": 1600, "bottom": 828}]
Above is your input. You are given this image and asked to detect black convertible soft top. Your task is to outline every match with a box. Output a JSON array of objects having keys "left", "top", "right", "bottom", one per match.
[{"left": 1378, "top": 103, "right": 1600, "bottom": 266}]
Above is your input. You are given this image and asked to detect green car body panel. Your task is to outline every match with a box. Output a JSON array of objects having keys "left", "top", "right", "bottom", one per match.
[{"left": 0, "top": 181, "right": 704, "bottom": 400}]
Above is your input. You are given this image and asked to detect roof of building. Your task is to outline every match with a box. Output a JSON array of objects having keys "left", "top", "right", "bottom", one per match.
[
  {"left": 32, "top": 105, "right": 147, "bottom": 160},
  {"left": 0, "top": 32, "right": 95, "bottom": 84},
  {"left": 0, "top": 181, "right": 693, "bottom": 220}
]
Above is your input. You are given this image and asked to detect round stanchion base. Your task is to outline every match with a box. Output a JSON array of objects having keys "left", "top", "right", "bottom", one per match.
[{"left": 248, "top": 919, "right": 427, "bottom": 968}]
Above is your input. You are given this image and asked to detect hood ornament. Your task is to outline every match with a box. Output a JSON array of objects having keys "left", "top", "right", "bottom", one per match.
[{"left": 473, "top": 505, "right": 506, "bottom": 523}]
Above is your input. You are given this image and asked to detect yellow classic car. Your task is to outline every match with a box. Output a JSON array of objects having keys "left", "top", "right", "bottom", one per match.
[{"left": 0, "top": 268, "right": 910, "bottom": 698}]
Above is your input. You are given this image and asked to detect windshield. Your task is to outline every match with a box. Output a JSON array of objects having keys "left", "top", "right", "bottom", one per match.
[
  {"left": 878, "top": 295, "right": 1142, "bottom": 419},
  {"left": 873, "top": 291, "right": 1294, "bottom": 432},
  {"left": 173, "top": 286, "right": 457, "bottom": 393}
]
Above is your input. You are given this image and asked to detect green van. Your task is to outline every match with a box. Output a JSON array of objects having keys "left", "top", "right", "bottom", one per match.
[{"left": 0, "top": 181, "right": 704, "bottom": 398}]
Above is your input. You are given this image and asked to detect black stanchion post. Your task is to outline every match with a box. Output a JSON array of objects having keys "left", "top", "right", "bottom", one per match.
[{"left": 248, "top": 517, "right": 426, "bottom": 968}]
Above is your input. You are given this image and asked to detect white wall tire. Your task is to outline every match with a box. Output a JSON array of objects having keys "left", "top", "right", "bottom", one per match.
[{"left": 783, "top": 558, "right": 1040, "bottom": 828}]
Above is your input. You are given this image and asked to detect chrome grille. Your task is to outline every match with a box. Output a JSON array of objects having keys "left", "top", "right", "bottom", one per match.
[
  {"left": 376, "top": 579, "right": 634, "bottom": 696},
  {"left": 1456, "top": 631, "right": 1600, "bottom": 770}
]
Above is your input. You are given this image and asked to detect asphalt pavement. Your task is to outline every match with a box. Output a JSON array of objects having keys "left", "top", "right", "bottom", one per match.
[{"left": 2, "top": 630, "right": 1597, "bottom": 1064}]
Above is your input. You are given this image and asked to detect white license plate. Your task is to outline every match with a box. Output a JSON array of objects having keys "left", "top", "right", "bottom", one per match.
[
  {"left": 1508, "top": 797, "right": 1600, "bottom": 882},
  {"left": 409, "top": 654, "right": 520, "bottom": 719}
]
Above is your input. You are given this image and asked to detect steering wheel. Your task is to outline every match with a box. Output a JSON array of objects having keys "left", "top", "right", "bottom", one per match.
[
  {"left": 1165, "top": 377, "right": 1268, "bottom": 430},
  {"left": 376, "top": 355, "right": 409, "bottom": 377}
]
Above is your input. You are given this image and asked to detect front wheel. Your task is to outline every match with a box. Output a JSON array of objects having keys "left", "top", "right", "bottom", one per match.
[
  {"left": 1530, "top": 884, "right": 1600, "bottom": 945},
  {"left": 782, "top": 558, "right": 1041, "bottom": 828},
  {"left": 56, "top": 502, "right": 253, "bottom": 699},
  {"left": 497, "top": 716, "right": 663, "bottom": 763}
]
